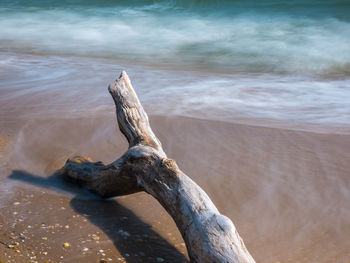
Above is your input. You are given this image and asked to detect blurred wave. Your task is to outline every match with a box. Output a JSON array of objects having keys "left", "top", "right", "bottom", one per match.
[
  {"left": 1, "top": 53, "right": 349, "bottom": 127},
  {"left": 1, "top": 0, "right": 350, "bottom": 75}
]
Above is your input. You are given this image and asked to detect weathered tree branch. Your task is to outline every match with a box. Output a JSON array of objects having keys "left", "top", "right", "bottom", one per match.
[{"left": 58, "top": 71, "right": 256, "bottom": 263}]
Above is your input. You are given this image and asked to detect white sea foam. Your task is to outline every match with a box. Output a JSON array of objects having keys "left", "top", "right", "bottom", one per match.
[
  {"left": 1, "top": 1, "right": 349, "bottom": 128},
  {"left": 0, "top": 7, "right": 350, "bottom": 75},
  {"left": 0, "top": 54, "right": 349, "bottom": 128}
]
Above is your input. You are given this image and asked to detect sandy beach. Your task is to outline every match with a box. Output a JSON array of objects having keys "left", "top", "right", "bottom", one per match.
[{"left": 0, "top": 113, "right": 349, "bottom": 263}]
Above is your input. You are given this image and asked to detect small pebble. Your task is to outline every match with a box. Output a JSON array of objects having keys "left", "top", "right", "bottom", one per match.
[
  {"left": 91, "top": 234, "right": 100, "bottom": 241},
  {"left": 63, "top": 242, "right": 70, "bottom": 248},
  {"left": 156, "top": 257, "right": 165, "bottom": 262}
]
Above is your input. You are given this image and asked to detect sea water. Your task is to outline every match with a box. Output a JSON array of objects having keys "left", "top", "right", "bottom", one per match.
[{"left": 0, "top": 0, "right": 350, "bottom": 126}]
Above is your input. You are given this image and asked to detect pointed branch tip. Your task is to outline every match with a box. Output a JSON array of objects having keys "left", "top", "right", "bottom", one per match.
[
  {"left": 108, "top": 70, "right": 132, "bottom": 94},
  {"left": 119, "top": 70, "right": 128, "bottom": 79}
]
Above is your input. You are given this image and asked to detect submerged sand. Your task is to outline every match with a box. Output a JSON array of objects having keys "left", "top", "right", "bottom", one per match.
[{"left": 0, "top": 115, "right": 349, "bottom": 263}]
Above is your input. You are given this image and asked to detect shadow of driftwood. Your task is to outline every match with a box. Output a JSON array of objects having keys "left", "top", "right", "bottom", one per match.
[
  {"left": 70, "top": 198, "right": 188, "bottom": 262},
  {"left": 8, "top": 170, "right": 188, "bottom": 263},
  {"left": 9, "top": 170, "right": 94, "bottom": 198}
]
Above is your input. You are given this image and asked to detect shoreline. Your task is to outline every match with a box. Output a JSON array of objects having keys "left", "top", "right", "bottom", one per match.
[{"left": 1, "top": 51, "right": 349, "bottom": 131}]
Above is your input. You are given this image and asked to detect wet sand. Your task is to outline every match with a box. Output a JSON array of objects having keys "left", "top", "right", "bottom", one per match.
[{"left": 0, "top": 114, "right": 349, "bottom": 263}]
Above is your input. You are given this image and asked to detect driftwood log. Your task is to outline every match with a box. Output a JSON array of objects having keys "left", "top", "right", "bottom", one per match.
[{"left": 58, "top": 71, "right": 256, "bottom": 263}]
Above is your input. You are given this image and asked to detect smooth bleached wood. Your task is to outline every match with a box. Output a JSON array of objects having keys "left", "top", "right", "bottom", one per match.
[{"left": 58, "top": 71, "right": 256, "bottom": 263}]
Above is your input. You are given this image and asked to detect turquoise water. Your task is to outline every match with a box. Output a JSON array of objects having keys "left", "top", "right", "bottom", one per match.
[
  {"left": 1, "top": 0, "right": 350, "bottom": 74},
  {"left": 0, "top": 0, "right": 350, "bottom": 126}
]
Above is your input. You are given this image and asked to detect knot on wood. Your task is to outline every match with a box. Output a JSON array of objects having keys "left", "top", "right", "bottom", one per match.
[
  {"left": 67, "top": 156, "right": 93, "bottom": 164},
  {"left": 161, "top": 158, "right": 177, "bottom": 171}
]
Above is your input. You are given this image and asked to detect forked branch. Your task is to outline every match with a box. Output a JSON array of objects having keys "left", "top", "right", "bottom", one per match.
[{"left": 58, "top": 71, "right": 256, "bottom": 263}]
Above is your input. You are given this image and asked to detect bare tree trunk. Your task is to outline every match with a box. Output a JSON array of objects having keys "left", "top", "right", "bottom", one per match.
[{"left": 58, "top": 71, "right": 256, "bottom": 263}]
